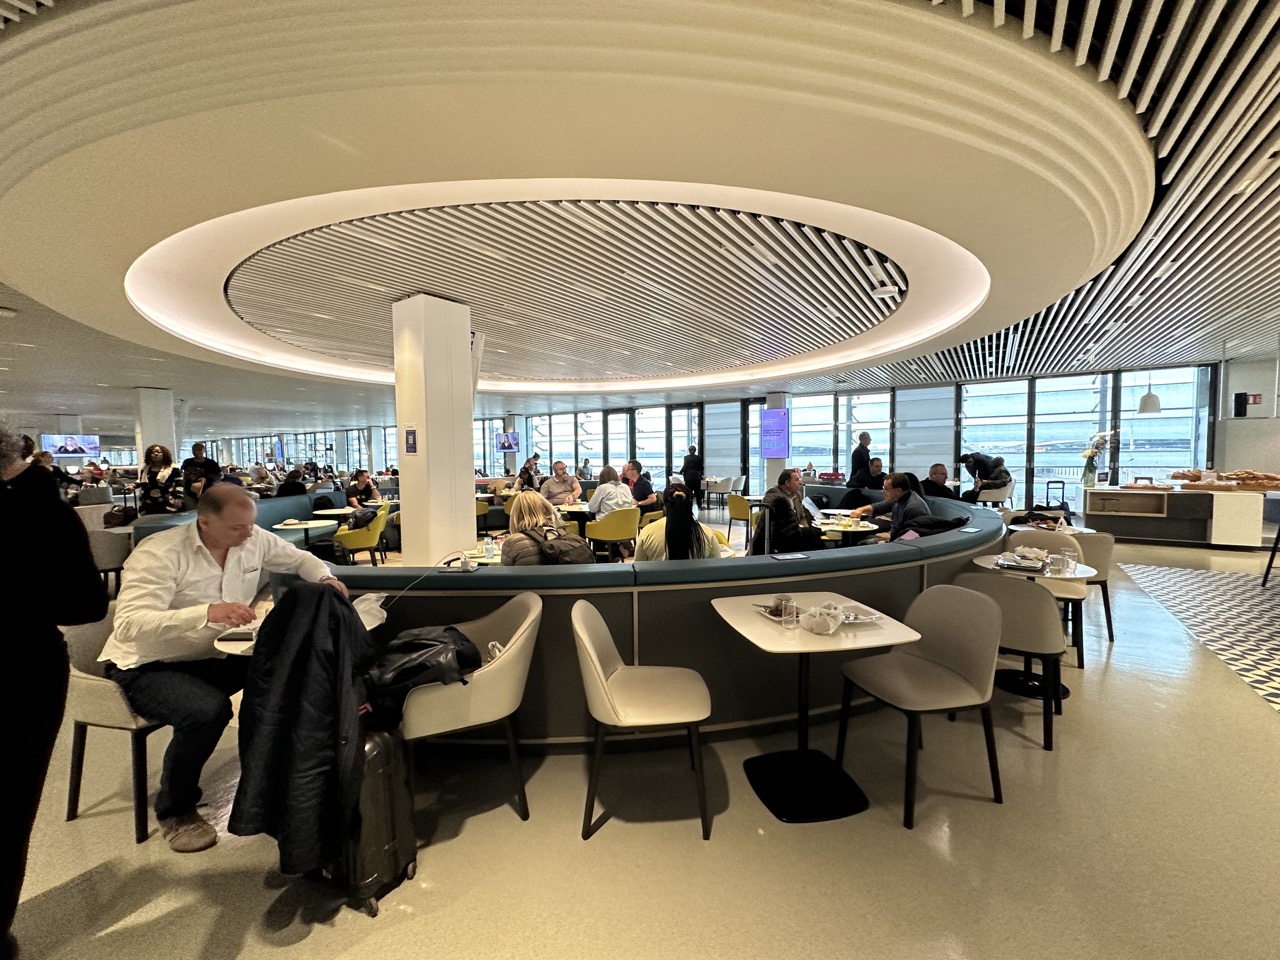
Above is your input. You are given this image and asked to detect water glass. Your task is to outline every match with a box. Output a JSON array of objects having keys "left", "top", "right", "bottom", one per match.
[
  {"left": 1061, "top": 547, "right": 1078, "bottom": 575},
  {"left": 1047, "top": 554, "right": 1067, "bottom": 576}
]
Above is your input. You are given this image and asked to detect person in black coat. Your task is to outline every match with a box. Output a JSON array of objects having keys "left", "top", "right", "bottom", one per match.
[
  {"left": 1, "top": 437, "right": 60, "bottom": 499},
  {"left": 0, "top": 423, "right": 108, "bottom": 959},
  {"left": 749, "top": 469, "right": 827, "bottom": 555},
  {"left": 921, "top": 463, "right": 960, "bottom": 499},
  {"left": 680, "top": 445, "right": 705, "bottom": 509}
]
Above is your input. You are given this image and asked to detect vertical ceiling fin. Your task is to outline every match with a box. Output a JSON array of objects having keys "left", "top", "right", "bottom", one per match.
[{"left": 1097, "top": 0, "right": 1135, "bottom": 82}]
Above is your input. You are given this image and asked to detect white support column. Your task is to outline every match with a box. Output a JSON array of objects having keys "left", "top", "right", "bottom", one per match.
[
  {"left": 393, "top": 294, "right": 475, "bottom": 565},
  {"left": 133, "top": 390, "right": 176, "bottom": 463},
  {"left": 764, "top": 392, "right": 791, "bottom": 488}
]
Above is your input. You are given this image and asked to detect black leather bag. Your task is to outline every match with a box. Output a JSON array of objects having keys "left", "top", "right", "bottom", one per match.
[{"left": 363, "top": 626, "right": 482, "bottom": 728}]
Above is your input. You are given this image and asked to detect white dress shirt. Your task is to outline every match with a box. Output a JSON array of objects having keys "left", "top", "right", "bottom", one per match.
[
  {"left": 588, "top": 481, "right": 635, "bottom": 517},
  {"left": 100, "top": 521, "right": 333, "bottom": 669}
]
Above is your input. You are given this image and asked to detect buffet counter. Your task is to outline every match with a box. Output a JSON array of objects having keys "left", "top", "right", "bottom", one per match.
[{"left": 1083, "top": 487, "right": 1264, "bottom": 546}]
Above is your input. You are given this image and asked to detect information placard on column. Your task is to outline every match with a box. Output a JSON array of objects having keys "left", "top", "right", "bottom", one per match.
[
  {"left": 404, "top": 425, "right": 418, "bottom": 456},
  {"left": 761, "top": 408, "right": 790, "bottom": 459}
]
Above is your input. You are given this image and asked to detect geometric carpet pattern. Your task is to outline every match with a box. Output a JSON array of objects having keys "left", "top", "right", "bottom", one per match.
[{"left": 1121, "top": 563, "right": 1280, "bottom": 714}]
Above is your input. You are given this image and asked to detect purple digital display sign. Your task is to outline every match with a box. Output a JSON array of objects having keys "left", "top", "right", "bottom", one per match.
[{"left": 760, "top": 408, "right": 790, "bottom": 459}]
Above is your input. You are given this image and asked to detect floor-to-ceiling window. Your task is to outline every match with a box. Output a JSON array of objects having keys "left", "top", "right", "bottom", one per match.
[
  {"left": 606, "top": 411, "right": 631, "bottom": 470},
  {"left": 634, "top": 406, "right": 668, "bottom": 489},
  {"left": 1032, "top": 374, "right": 1112, "bottom": 510},
  {"left": 892, "top": 386, "right": 954, "bottom": 479},
  {"left": 961, "top": 381, "right": 1029, "bottom": 503},
  {"left": 670, "top": 405, "right": 701, "bottom": 483},
  {"left": 1116, "top": 366, "right": 1212, "bottom": 481},
  {"left": 526, "top": 415, "right": 551, "bottom": 462},
  {"left": 790, "top": 394, "right": 834, "bottom": 474},
  {"left": 576, "top": 411, "right": 604, "bottom": 477},
  {"left": 550, "top": 413, "right": 576, "bottom": 471},
  {"left": 837, "top": 392, "right": 890, "bottom": 476},
  {"left": 746, "top": 401, "right": 765, "bottom": 495},
  {"left": 703, "top": 401, "right": 742, "bottom": 489}
]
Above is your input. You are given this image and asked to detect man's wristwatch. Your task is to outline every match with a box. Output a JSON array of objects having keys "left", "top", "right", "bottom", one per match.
[{"left": 319, "top": 575, "right": 339, "bottom": 584}]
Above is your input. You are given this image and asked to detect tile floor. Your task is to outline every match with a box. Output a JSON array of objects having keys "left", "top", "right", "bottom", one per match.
[{"left": 16, "top": 536, "right": 1280, "bottom": 960}]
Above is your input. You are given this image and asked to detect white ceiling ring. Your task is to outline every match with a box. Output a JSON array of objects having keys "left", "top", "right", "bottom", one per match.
[{"left": 125, "top": 178, "right": 992, "bottom": 393}]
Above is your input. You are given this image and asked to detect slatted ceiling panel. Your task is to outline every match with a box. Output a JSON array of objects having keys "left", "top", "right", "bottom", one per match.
[
  {"left": 0, "top": 0, "right": 51, "bottom": 26},
  {"left": 227, "top": 200, "right": 907, "bottom": 380},
  {"left": 1133, "top": 0, "right": 1195, "bottom": 113}
]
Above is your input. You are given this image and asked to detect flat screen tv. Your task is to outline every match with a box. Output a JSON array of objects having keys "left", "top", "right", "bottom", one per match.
[
  {"left": 494, "top": 431, "right": 521, "bottom": 453},
  {"left": 41, "top": 433, "right": 101, "bottom": 458}
]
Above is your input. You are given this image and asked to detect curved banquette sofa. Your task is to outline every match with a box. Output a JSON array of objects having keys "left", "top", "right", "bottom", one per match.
[{"left": 251, "top": 494, "right": 1005, "bottom": 749}]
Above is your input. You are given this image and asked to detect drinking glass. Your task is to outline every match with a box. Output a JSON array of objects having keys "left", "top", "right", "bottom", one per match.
[
  {"left": 1048, "top": 554, "right": 1067, "bottom": 576},
  {"left": 1061, "top": 547, "right": 1079, "bottom": 575}
]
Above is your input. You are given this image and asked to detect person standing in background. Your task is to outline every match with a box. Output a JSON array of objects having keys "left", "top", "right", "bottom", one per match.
[
  {"left": 0, "top": 422, "right": 108, "bottom": 960},
  {"left": 680, "top": 445, "right": 704, "bottom": 510},
  {"left": 848, "top": 431, "right": 872, "bottom": 486},
  {"left": 179, "top": 442, "right": 221, "bottom": 510}
]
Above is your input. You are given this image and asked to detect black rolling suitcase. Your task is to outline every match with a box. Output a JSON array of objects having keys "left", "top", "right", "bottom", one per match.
[{"left": 337, "top": 730, "right": 418, "bottom": 917}]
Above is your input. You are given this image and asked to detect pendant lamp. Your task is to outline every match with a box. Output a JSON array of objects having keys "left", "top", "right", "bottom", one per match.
[{"left": 1137, "top": 375, "right": 1161, "bottom": 414}]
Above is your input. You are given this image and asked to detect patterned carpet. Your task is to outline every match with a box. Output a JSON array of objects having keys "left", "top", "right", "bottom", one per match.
[{"left": 1121, "top": 563, "right": 1280, "bottom": 713}]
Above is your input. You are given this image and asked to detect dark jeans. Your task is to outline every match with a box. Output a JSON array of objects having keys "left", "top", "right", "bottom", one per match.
[
  {"left": 106, "top": 657, "right": 249, "bottom": 820},
  {"left": 3, "top": 636, "right": 68, "bottom": 941}
]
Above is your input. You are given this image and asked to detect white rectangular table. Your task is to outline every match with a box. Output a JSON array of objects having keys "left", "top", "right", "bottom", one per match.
[{"left": 711, "top": 592, "right": 919, "bottom": 823}]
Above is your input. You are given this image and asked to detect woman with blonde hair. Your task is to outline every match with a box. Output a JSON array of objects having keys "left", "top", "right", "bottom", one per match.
[{"left": 500, "top": 491, "right": 564, "bottom": 565}]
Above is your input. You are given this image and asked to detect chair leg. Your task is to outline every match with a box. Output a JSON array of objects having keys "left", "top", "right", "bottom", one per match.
[
  {"left": 1099, "top": 581, "right": 1115, "bottom": 644},
  {"left": 131, "top": 728, "right": 151, "bottom": 844},
  {"left": 689, "top": 724, "right": 710, "bottom": 840},
  {"left": 835, "top": 676, "right": 854, "bottom": 767},
  {"left": 504, "top": 716, "right": 529, "bottom": 821},
  {"left": 1040, "top": 656, "right": 1054, "bottom": 751},
  {"left": 903, "top": 713, "right": 921, "bottom": 829},
  {"left": 582, "top": 723, "right": 607, "bottom": 840},
  {"left": 65, "top": 721, "right": 87, "bottom": 821},
  {"left": 981, "top": 706, "right": 1003, "bottom": 805},
  {"left": 1071, "top": 600, "right": 1084, "bottom": 668}
]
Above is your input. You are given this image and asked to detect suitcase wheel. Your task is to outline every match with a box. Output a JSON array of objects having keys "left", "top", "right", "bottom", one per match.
[
  {"left": 363, "top": 897, "right": 379, "bottom": 918},
  {"left": 405, "top": 861, "right": 416, "bottom": 881}
]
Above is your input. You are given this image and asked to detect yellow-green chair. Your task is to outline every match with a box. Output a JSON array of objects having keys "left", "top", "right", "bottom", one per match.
[
  {"left": 335, "top": 503, "right": 391, "bottom": 566},
  {"left": 639, "top": 509, "right": 663, "bottom": 529},
  {"left": 476, "top": 498, "right": 491, "bottom": 535},
  {"left": 727, "top": 494, "right": 752, "bottom": 541},
  {"left": 584, "top": 507, "right": 640, "bottom": 560}
]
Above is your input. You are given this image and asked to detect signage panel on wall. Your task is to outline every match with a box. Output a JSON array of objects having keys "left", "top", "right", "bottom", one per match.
[
  {"left": 404, "top": 425, "right": 418, "bottom": 455},
  {"left": 761, "top": 408, "right": 790, "bottom": 459}
]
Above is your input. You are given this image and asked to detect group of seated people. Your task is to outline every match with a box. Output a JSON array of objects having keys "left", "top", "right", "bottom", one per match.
[{"left": 840, "top": 452, "right": 1013, "bottom": 506}]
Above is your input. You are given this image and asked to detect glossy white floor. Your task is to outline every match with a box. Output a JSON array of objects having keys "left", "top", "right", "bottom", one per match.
[{"left": 16, "top": 540, "right": 1279, "bottom": 960}]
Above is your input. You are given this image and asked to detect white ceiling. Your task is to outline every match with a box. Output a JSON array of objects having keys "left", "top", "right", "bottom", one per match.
[{"left": 0, "top": 0, "right": 1277, "bottom": 432}]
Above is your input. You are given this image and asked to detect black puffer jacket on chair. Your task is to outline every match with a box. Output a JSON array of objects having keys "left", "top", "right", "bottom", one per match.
[{"left": 229, "top": 581, "right": 378, "bottom": 876}]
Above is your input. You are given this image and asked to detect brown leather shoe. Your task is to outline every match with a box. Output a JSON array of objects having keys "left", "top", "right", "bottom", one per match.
[{"left": 159, "top": 810, "right": 217, "bottom": 853}]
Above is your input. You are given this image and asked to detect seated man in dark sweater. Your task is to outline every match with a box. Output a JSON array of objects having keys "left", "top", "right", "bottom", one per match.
[
  {"left": 849, "top": 457, "right": 887, "bottom": 490},
  {"left": 850, "top": 472, "right": 931, "bottom": 541},
  {"left": 749, "top": 469, "right": 827, "bottom": 555},
  {"left": 921, "top": 462, "right": 960, "bottom": 499}
]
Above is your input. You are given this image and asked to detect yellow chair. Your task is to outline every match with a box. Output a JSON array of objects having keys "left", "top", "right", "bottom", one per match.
[
  {"left": 711, "top": 527, "right": 734, "bottom": 556},
  {"left": 476, "top": 498, "right": 491, "bottom": 535},
  {"left": 335, "top": 503, "right": 391, "bottom": 566},
  {"left": 584, "top": 507, "right": 640, "bottom": 559},
  {"left": 726, "top": 494, "right": 751, "bottom": 541},
  {"left": 639, "top": 509, "right": 663, "bottom": 529}
]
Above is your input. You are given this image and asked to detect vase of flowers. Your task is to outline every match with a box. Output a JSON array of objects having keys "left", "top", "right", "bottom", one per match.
[{"left": 1081, "top": 433, "right": 1108, "bottom": 488}]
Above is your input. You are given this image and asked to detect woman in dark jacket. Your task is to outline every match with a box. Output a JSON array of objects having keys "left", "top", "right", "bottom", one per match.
[
  {"left": 136, "top": 443, "right": 182, "bottom": 514},
  {"left": 0, "top": 422, "right": 108, "bottom": 959},
  {"left": 500, "top": 491, "right": 564, "bottom": 565}
]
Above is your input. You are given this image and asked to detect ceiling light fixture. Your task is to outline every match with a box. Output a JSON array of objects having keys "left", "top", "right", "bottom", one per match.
[{"left": 1137, "top": 375, "right": 1161, "bottom": 414}]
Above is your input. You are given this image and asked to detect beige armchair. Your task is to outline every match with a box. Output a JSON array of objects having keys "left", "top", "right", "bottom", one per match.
[
  {"left": 1007, "top": 529, "right": 1089, "bottom": 667},
  {"left": 399, "top": 593, "right": 543, "bottom": 820},
  {"left": 61, "top": 605, "right": 164, "bottom": 843}
]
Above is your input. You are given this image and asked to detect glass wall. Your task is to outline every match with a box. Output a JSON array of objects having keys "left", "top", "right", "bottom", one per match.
[
  {"left": 1116, "top": 366, "right": 1211, "bottom": 482},
  {"left": 791, "top": 394, "right": 834, "bottom": 473},
  {"left": 703, "top": 402, "right": 742, "bottom": 489},
  {"left": 383, "top": 426, "right": 398, "bottom": 471},
  {"left": 549, "top": 413, "right": 576, "bottom": 470},
  {"left": 893, "top": 386, "right": 954, "bottom": 480},
  {"left": 746, "top": 401, "right": 765, "bottom": 495},
  {"left": 526, "top": 415, "right": 550, "bottom": 462},
  {"left": 670, "top": 406, "right": 701, "bottom": 482},
  {"left": 837, "top": 392, "right": 890, "bottom": 477},
  {"left": 1033, "top": 374, "right": 1112, "bottom": 509},
  {"left": 634, "top": 406, "right": 668, "bottom": 489},
  {"left": 606, "top": 411, "right": 631, "bottom": 471},
  {"left": 576, "top": 411, "right": 604, "bottom": 477},
  {"left": 961, "top": 381, "right": 1029, "bottom": 496}
]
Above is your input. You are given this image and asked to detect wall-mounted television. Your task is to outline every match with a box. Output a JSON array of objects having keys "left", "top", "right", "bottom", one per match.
[
  {"left": 494, "top": 431, "right": 521, "bottom": 453},
  {"left": 41, "top": 433, "right": 101, "bottom": 458}
]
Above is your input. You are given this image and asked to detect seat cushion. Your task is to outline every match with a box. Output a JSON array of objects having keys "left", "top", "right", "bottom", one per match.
[
  {"left": 1039, "top": 580, "right": 1088, "bottom": 601},
  {"left": 607, "top": 666, "right": 711, "bottom": 726},
  {"left": 843, "top": 651, "right": 986, "bottom": 713}
]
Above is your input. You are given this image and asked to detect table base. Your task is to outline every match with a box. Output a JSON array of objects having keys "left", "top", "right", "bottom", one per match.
[
  {"left": 743, "top": 749, "right": 869, "bottom": 823},
  {"left": 994, "top": 668, "right": 1071, "bottom": 701}
]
